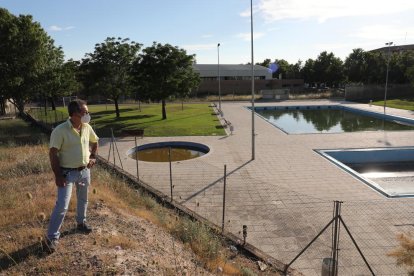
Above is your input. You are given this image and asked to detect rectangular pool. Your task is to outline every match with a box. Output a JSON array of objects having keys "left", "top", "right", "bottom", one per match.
[
  {"left": 253, "top": 105, "right": 414, "bottom": 134},
  {"left": 317, "top": 147, "right": 414, "bottom": 198}
]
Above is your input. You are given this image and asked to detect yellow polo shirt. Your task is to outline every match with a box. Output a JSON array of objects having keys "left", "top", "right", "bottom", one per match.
[{"left": 50, "top": 119, "right": 99, "bottom": 168}]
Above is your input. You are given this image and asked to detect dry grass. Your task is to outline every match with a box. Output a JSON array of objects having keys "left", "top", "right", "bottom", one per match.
[
  {"left": 193, "top": 90, "right": 344, "bottom": 102},
  {"left": 389, "top": 233, "right": 414, "bottom": 274},
  {"left": 0, "top": 118, "right": 275, "bottom": 275}
]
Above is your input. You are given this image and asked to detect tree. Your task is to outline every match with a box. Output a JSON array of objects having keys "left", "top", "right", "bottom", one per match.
[
  {"left": 301, "top": 58, "right": 316, "bottom": 85},
  {"left": 313, "top": 51, "right": 344, "bottom": 87},
  {"left": 133, "top": 42, "right": 200, "bottom": 120},
  {"left": 0, "top": 8, "right": 55, "bottom": 114},
  {"left": 391, "top": 51, "right": 414, "bottom": 84},
  {"left": 82, "top": 37, "right": 142, "bottom": 118},
  {"left": 364, "top": 52, "right": 385, "bottom": 84},
  {"left": 175, "top": 66, "right": 200, "bottom": 110},
  {"left": 291, "top": 60, "right": 303, "bottom": 79},
  {"left": 256, "top": 58, "right": 271, "bottom": 68},
  {"left": 406, "top": 65, "right": 414, "bottom": 86},
  {"left": 344, "top": 48, "right": 367, "bottom": 83},
  {"left": 37, "top": 44, "right": 64, "bottom": 111},
  {"left": 274, "top": 59, "right": 290, "bottom": 79}
]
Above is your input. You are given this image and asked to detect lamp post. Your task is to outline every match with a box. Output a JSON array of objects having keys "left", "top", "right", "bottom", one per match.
[
  {"left": 384, "top": 41, "right": 393, "bottom": 113},
  {"left": 250, "top": 0, "right": 255, "bottom": 160},
  {"left": 217, "top": 43, "right": 221, "bottom": 112}
]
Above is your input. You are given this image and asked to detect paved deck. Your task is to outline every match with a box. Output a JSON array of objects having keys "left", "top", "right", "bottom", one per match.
[{"left": 99, "top": 100, "right": 414, "bottom": 275}]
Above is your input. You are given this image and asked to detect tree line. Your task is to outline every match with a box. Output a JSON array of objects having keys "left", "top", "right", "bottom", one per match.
[
  {"left": 1, "top": 7, "right": 414, "bottom": 119},
  {"left": 257, "top": 48, "right": 414, "bottom": 89},
  {"left": 0, "top": 8, "right": 199, "bottom": 119}
]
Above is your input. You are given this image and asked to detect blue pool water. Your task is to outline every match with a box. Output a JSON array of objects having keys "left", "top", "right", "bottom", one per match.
[{"left": 253, "top": 105, "right": 414, "bottom": 134}]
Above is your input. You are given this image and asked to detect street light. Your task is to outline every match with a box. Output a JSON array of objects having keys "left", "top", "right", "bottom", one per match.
[
  {"left": 217, "top": 43, "right": 221, "bottom": 112},
  {"left": 250, "top": 0, "right": 255, "bottom": 160},
  {"left": 384, "top": 41, "right": 393, "bottom": 113}
]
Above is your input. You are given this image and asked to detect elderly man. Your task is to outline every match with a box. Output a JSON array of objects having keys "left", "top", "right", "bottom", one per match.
[{"left": 46, "top": 99, "right": 99, "bottom": 252}]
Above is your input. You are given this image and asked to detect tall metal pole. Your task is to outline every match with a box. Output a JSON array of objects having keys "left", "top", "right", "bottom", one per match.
[
  {"left": 218, "top": 43, "right": 221, "bottom": 112},
  {"left": 384, "top": 41, "right": 393, "bottom": 114},
  {"left": 250, "top": 0, "right": 255, "bottom": 160}
]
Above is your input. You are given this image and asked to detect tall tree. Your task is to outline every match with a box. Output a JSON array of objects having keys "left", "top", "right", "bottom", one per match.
[
  {"left": 0, "top": 8, "right": 54, "bottom": 114},
  {"left": 344, "top": 48, "right": 367, "bottom": 83},
  {"left": 313, "top": 51, "right": 344, "bottom": 87},
  {"left": 364, "top": 52, "right": 385, "bottom": 84},
  {"left": 37, "top": 44, "right": 67, "bottom": 110},
  {"left": 82, "top": 37, "right": 142, "bottom": 118},
  {"left": 133, "top": 42, "right": 200, "bottom": 120},
  {"left": 301, "top": 58, "right": 316, "bottom": 85}
]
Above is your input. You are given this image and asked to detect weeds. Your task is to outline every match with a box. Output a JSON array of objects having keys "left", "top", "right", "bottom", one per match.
[
  {"left": 172, "top": 218, "right": 221, "bottom": 261},
  {"left": 389, "top": 232, "right": 414, "bottom": 274},
  {"left": 0, "top": 118, "right": 265, "bottom": 275}
]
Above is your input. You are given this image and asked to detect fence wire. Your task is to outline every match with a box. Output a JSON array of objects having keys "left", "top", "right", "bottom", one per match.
[{"left": 97, "top": 136, "right": 414, "bottom": 275}]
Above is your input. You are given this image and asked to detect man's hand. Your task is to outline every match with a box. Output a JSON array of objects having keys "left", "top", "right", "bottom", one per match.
[
  {"left": 55, "top": 175, "right": 66, "bottom": 187},
  {"left": 87, "top": 158, "right": 96, "bottom": 169},
  {"left": 50, "top": 147, "right": 65, "bottom": 187}
]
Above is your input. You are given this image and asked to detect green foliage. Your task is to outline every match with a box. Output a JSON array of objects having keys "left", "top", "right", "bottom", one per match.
[
  {"left": 81, "top": 37, "right": 142, "bottom": 118},
  {"left": 371, "top": 97, "right": 414, "bottom": 111},
  {"left": 0, "top": 8, "right": 61, "bottom": 113},
  {"left": 173, "top": 218, "right": 221, "bottom": 260},
  {"left": 0, "top": 119, "right": 47, "bottom": 146},
  {"left": 313, "top": 51, "right": 344, "bottom": 87},
  {"left": 65, "top": 103, "right": 225, "bottom": 137},
  {"left": 133, "top": 42, "right": 200, "bottom": 119}
]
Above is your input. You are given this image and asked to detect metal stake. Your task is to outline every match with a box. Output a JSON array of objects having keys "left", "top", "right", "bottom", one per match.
[
  {"left": 134, "top": 136, "right": 140, "bottom": 181},
  {"left": 243, "top": 225, "right": 247, "bottom": 245},
  {"left": 169, "top": 147, "right": 173, "bottom": 202},
  {"left": 222, "top": 164, "right": 227, "bottom": 233}
]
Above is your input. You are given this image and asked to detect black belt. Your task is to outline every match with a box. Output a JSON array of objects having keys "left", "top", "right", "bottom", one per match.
[{"left": 61, "top": 166, "right": 86, "bottom": 171}]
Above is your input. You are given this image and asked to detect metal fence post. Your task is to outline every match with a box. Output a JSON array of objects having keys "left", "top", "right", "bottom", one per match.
[
  {"left": 111, "top": 129, "right": 123, "bottom": 170},
  {"left": 135, "top": 136, "right": 139, "bottom": 181},
  {"left": 169, "top": 147, "right": 173, "bottom": 202},
  {"left": 222, "top": 164, "right": 227, "bottom": 233}
]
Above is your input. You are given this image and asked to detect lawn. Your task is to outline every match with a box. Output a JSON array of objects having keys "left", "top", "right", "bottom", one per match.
[
  {"left": 372, "top": 97, "right": 414, "bottom": 111},
  {"left": 50, "top": 103, "right": 226, "bottom": 137}
]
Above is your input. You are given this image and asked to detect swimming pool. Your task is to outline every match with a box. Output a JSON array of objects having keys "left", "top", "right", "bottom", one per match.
[
  {"left": 317, "top": 147, "right": 414, "bottom": 198},
  {"left": 253, "top": 105, "right": 414, "bottom": 134}
]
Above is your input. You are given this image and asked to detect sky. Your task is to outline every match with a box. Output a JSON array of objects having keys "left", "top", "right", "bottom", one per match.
[{"left": 1, "top": 0, "right": 414, "bottom": 65}]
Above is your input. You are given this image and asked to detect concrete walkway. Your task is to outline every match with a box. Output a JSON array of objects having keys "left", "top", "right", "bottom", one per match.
[{"left": 99, "top": 100, "right": 414, "bottom": 275}]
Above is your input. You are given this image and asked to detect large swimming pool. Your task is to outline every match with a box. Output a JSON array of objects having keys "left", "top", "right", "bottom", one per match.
[{"left": 253, "top": 105, "right": 414, "bottom": 134}]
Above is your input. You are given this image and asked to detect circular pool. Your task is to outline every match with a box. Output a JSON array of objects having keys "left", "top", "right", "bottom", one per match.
[{"left": 128, "top": 141, "right": 210, "bottom": 162}]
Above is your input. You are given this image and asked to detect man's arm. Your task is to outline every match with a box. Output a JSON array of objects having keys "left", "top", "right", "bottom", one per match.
[
  {"left": 88, "top": 142, "right": 98, "bottom": 168},
  {"left": 49, "top": 147, "right": 66, "bottom": 187}
]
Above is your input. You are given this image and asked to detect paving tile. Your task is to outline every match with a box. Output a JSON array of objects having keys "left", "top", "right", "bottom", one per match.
[{"left": 98, "top": 100, "right": 414, "bottom": 275}]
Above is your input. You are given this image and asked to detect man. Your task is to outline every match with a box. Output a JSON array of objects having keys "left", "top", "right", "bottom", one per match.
[{"left": 46, "top": 99, "right": 99, "bottom": 252}]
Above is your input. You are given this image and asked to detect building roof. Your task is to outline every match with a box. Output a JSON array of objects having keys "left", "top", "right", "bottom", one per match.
[
  {"left": 370, "top": 44, "right": 414, "bottom": 53},
  {"left": 192, "top": 64, "right": 272, "bottom": 79}
]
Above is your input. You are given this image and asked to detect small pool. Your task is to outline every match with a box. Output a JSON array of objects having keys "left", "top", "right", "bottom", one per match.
[
  {"left": 253, "top": 105, "right": 414, "bottom": 134},
  {"left": 128, "top": 141, "right": 210, "bottom": 162},
  {"left": 317, "top": 147, "right": 414, "bottom": 198}
]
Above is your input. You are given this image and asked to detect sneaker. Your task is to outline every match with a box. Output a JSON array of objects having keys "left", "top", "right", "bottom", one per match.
[
  {"left": 77, "top": 222, "right": 93, "bottom": 234},
  {"left": 45, "top": 238, "right": 59, "bottom": 253}
]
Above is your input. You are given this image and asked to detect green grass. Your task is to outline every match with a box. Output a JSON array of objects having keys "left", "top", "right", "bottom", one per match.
[
  {"left": 52, "top": 103, "right": 225, "bottom": 137},
  {"left": 28, "top": 107, "right": 67, "bottom": 126},
  {"left": 0, "top": 119, "right": 48, "bottom": 146},
  {"left": 372, "top": 97, "right": 414, "bottom": 111}
]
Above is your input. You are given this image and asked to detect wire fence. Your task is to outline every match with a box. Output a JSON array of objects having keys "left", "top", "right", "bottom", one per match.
[
  {"left": 100, "top": 133, "right": 414, "bottom": 276},
  {"left": 26, "top": 110, "right": 413, "bottom": 275},
  {"left": 28, "top": 107, "right": 66, "bottom": 128}
]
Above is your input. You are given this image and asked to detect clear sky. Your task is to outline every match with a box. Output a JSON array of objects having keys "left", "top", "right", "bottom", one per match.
[{"left": 1, "top": 0, "right": 414, "bottom": 65}]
